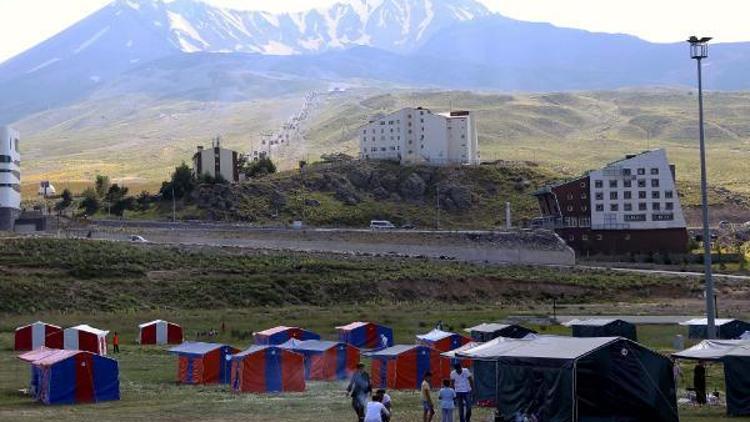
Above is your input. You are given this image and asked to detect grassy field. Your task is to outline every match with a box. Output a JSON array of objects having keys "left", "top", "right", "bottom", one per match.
[{"left": 0, "top": 306, "right": 748, "bottom": 421}]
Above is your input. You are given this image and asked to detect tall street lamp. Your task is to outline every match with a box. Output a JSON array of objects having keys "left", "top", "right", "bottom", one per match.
[{"left": 688, "top": 35, "right": 716, "bottom": 339}]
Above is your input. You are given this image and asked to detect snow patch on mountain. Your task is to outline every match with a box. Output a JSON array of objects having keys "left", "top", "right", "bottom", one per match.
[
  {"left": 73, "top": 26, "right": 110, "bottom": 54},
  {"left": 26, "top": 58, "right": 61, "bottom": 74}
]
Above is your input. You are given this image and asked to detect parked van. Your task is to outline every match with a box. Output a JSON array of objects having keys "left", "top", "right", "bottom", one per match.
[{"left": 369, "top": 220, "right": 396, "bottom": 230}]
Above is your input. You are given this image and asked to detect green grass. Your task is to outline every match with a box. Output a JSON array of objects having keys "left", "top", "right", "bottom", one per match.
[{"left": 0, "top": 307, "right": 748, "bottom": 421}]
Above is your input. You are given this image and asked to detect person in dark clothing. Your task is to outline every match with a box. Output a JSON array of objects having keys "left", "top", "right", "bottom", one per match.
[
  {"left": 347, "top": 363, "right": 372, "bottom": 422},
  {"left": 694, "top": 361, "right": 707, "bottom": 405}
]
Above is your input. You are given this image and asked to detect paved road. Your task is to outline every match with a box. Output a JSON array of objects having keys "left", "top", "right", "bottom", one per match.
[{"left": 577, "top": 265, "right": 750, "bottom": 282}]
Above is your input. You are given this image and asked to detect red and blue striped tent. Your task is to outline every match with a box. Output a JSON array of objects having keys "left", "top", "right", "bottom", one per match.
[
  {"left": 17, "top": 348, "right": 119, "bottom": 405},
  {"left": 279, "top": 339, "right": 360, "bottom": 380},
  {"left": 14, "top": 321, "right": 63, "bottom": 351},
  {"left": 336, "top": 321, "right": 394, "bottom": 349},
  {"left": 253, "top": 326, "right": 320, "bottom": 345},
  {"left": 416, "top": 329, "right": 471, "bottom": 352},
  {"left": 367, "top": 345, "right": 450, "bottom": 390},
  {"left": 230, "top": 345, "right": 306, "bottom": 393},
  {"left": 168, "top": 342, "right": 239, "bottom": 385}
]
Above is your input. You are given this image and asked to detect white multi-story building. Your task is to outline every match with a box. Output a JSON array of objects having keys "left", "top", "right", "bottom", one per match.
[
  {"left": 359, "top": 107, "right": 479, "bottom": 166},
  {"left": 588, "top": 149, "right": 686, "bottom": 230},
  {"left": 192, "top": 137, "right": 241, "bottom": 183},
  {"left": 0, "top": 126, "right": 21, "bottom": 231}
]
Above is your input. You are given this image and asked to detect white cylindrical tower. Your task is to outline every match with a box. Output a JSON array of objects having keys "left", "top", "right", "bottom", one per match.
[{"left": 0, "top": 126, "right": 21, "bottom": 231}]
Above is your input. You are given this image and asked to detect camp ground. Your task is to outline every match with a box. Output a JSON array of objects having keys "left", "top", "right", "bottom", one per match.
[
  {"left": 17, "top": 349, "right": 120, "bottom": 405},
  {"left": 277, "top": 339, "right": 360, "bottom": 381},
  {"left": 14, "top": 321, "right": 63, "bottom": 351},
  {"left": 673, "top": 340, "right": 750, "bottom": 416},
  {"left": 253, "top": 326, "right": 321, "bottom": 345},
  {"left": 456, "top": 335, "right": 679, "bottom": 422},
  {"left": 681, "top": 318, "right": 750, "bottom": 340},
  {"left": 366, "top": 344, "right": 452, "bottom": 390},
  {"left": 415, "top": 328, "right": 471, "bottom": 352},
  {"left": 168, "top": 342, "right": 239, "bottom": 384},
  {"left": 564, "top": 318, "right": 638, "bottom": 341},
  {"left": 230, "top": 345, "right": 306, "bottom": 393},
  {"left": 465, "top": 322, "right": 536, "bottom": 341},
  {"left": 137, "top": 320, "right": 183, "bottom": 345},
  {"left": 335, "top": 321, "right": 394, "bottom": 349},
  {"left": 63, "top": 324, "right": 109, "bottom": 355}
]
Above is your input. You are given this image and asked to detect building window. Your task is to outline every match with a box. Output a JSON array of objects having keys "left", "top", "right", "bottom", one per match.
[
  {"left": 652, "top": 191, "right": 660, "bottom": 199},
  {"left": 639, "top": 191, "right": 647, "bottom": 199},
  {"left": 624, "top": 203, "right": 633, "bottom": 211},
  {"left": 624, "top": 180, "right": 632, "bottom": 188},
  {"left": 610, "top": 192, "right": 618, "bottom": 200},
  {"left": 625, "top": 214, "right": 647, "bottom": 222},
  {"left": 665, "top": 202, "right": 674, "bottom": 210},
  {"left": 582, "top": 234, "right": 589, "bottom": 241},
  {"left": 610, "top": 204, "right": 619, "bottom": 211},
  {"left": 582, "top": 205, "right": 588, "bottom": 212},
  {"left": 652, "top": 203, "right": 661, "bottom": 211},
  {"left": 638, "top": 203, "right": 647, "bottom": 211},
  {"left": 567, "top": 205, "right": 574, "bottom": 212},
  {"left": 596, "top": 234, "right": 604, "bottom": 241},
  {"left": 380, "top": 121, "right": 386, "bottom": 125},
  {"left": 567, "top": 193, "right": 573, "bottom": 200},
  {"left": 580, "top": 217, "right": 591, "bottom": 227},
  {"left": 623, "top": 168, "right": 632, "bottom": 176},
  {"left": 665, "top": 190, "right": 674, "bottom": 199},
  {"left": 569, "top": 234, "right": 575, "bottom": 241},
  {"left": 596, "top": 204, "right": 604, "bottom": 212},
  {"left": 638, "top": 179, "right": 646, "bottom": 188},
  {"left": 653, "top": 213, "right": 675, "bottom": 221},
  {"left": 609, "top": 180, "right": 618, "bottom": 188},
  {"left": 651, "top": 179, "right": 660, "bottom": 188},
  {"left": 581, "top": 192, "right": 587, "bottom": 200},
  {"left": 624, "top": 234, "right": 631, "bottom": 241},
  {"left": 595, "top": 192, "right": 604, "bottom": 201},
  {"left": 594, "top": 180, "right": 603, "bottom": 188},
  {"left": 580, "top": 181, "right": 586, "bottom": 188},
  {"left": 624, "top": 191, "right": 632, "bottom": 200},
  {"left": 637, "top": 168, "right": 646, "bottom": 175},
  {"left": 651, "top": 168, "right": 659, "bottom": 175}
]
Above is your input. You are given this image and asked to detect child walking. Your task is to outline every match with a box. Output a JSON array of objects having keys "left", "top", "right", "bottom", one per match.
[{"left": 438, "top": 379, "right": 456, "bottom": 422}]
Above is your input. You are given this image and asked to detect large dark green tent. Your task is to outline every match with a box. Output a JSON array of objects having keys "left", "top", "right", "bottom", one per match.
[
  {"left": 673, "top": 340, "right": 750, "bottom": 417},
  {"left": 680, "top": 318, "right": 750, "bottom": 339},
  {"left": 567, "top": 318, "right": 638, "bottom": 341},
  {"left": 459, "top": 335, "right": 677, "bottom": 422},
  {"left": 465, "top": 323, "right": 536, "bottom": 342}
]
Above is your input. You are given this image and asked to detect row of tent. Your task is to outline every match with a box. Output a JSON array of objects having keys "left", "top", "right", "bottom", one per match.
[{"left": 14, "top": 320, "right": 185, "bottom": 353}]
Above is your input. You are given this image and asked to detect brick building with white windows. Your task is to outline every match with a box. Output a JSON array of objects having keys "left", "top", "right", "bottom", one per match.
[
  {"left": 359, "top": 107, "right": 479, "bottom": 166},
  {"left": 533, "top": 149, "right": 688, "bottom": 255}
]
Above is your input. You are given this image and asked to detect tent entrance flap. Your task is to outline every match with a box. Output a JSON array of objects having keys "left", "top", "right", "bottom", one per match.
[{"left": 496, "top": 359, "right": 574, "bottom": 422}]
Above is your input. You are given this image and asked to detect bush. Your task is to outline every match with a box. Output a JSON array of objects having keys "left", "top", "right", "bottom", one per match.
[
  {"left": 244, "top": 157, "right": 277, "bottom": 178},
  {"left": 161, "top": 162, "right": 195, "bottom": 200},
  {"left": 79, "top": 188, "right": 100, "bottom": 216}
]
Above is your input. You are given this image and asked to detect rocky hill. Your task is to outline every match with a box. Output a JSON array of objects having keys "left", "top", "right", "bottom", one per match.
[{"left": 189, "top": 159, "right": 551, "bottom": 228}]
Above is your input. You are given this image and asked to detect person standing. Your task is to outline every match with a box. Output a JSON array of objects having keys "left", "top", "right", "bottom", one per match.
[
  {"left": 694, "top": 361, "right": 707, "bottom": 405},
  {"left": 112, "top": 332, "right": 120, "bottom": 354},
  {"left": 672, "top": 357, "right": 683, "bottom": 387},
  {"left": 377, "top": 389, "right": 392, "bottom": 422},
  {"left": 348, "top": 363, "right": 372, "bottom": 422},
  {"left": 439, "top": 379, "right": 456, "bottom": 422},
  {"left": 422, "top": 372, "right": 435, "bottom": 422},
  {"left": 450, "top": 363, "right": 474, "bottom": 422}
]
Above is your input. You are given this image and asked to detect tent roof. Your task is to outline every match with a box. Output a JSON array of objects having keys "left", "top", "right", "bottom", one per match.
[
  {"left": 672, "top": 340, "right": 750, "bottom": 361},
  {"left": 366, "top": 344, "right": 419, "bottom": 357},
  {"left": 417, "top": 329, "right": 460, "bottom": 342},
  {"left": 336, "top": 321, "right": 380, "bottom": 331},
  {"left": 233, "top": 345, "right": 274, "bottom": 358},
  {"left": 741, "top": 331, "right": 750, "bottom": 340},
  {"left": 67, "top": 324, "right": 109, "bottom": 336},
  {"left": 465, "top": 323, "right": 512, "bottom": 333},
  {"left": 15, "top": 321, "right": 61, "bottom": 332},
  {"left": 456, "top": 335, "right": 619, "bottom": 361},
  {"left": 563, "top": 318, "right": 623, "bottom": 327},
  {"left": 726, "top": 345, "right": 750, "bottom": 358},
  {"left": 280, "top": 339, "right": 342, "bottom": 352},
  {"left": 441, "top": 342, "right": 483, "bottom": 358},
  {"left": 138, "top": 319, "right": 178, "bottom": 328},
  {"left": 18, "top": 349, "right": 81, "bottom": 366},
  {"left": 254, "top": 326, "right": 298, "bottom": 336},
  {"left": 169, "top": 341, "right": 227, "bottom": 355},
  {"left": 679, "top": 318, "right": 740, "bottom": 326}
]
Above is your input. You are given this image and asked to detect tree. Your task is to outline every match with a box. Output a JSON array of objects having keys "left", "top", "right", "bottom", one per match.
[
  {"left": 160, "top": 162, "right": 195, "bottom": 200},
  {"left": 95, "top": 175, "right": 110, "bottom": 198},
  {"left": 105, "top": 184, "right": 129, "bottom": 204},
  {"left": 136, "top": 191, "right": 152, "bottom": 211},
  {"left": 54, "top": 188, "right": 73, "bottom": 212},
  {"left": 111, "top": 196, "right": 135, "bottom": 217},
  {"left": 244, "top": 157, "right": 277, "bottom": 178},
  {"left": 79, "top": 188, "right": 100, "bottom": 216}
]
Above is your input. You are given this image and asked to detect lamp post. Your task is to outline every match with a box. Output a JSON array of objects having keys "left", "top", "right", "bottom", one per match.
[{"left": 688, "top": 35, "right": 716, "bottom": 339}]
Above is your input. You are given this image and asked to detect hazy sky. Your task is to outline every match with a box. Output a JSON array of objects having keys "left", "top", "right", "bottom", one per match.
[{"left": 1, "top": 0, "right": 748, "bottom": 62}]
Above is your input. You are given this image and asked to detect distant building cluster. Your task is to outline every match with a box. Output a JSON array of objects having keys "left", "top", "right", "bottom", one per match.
[
  {"left": 0, "top": 126, "right": 21, "bottom": 231},
  {"left": 193, "top": 137, "right": 242, "bottom": 183},
  {"left": 359, "top": 107, "right": 479, "bottom": 166},
  {"left": 533, "top": 149, "right": 688, "bottom": 255}
]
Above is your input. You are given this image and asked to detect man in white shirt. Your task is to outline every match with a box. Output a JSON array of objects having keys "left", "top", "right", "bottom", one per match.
[{"left": 450, "top": 363, "right": 474, "bottom": 422}]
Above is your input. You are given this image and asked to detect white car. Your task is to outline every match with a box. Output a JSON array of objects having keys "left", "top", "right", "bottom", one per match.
[
  {"left": 369, "top": 220, "right": 396, "bottom": 230},
  {"left": 129, "top": 235, "right": 148, "bottom": 243}
]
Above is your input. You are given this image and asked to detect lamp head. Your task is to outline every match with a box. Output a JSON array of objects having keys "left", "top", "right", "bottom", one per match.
[{"left": 687, "top": 35, "right": 711, "bottom": 59}]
